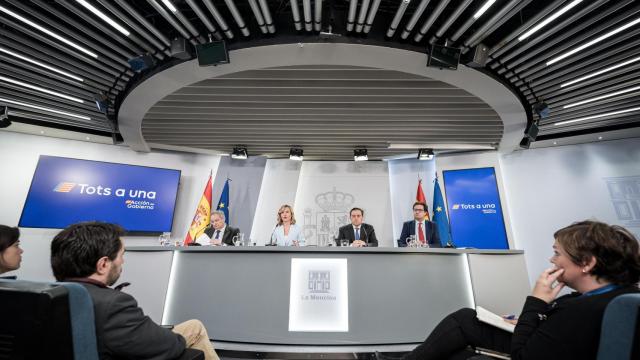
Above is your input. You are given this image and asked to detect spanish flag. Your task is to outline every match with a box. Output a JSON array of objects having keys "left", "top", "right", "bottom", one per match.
[{"left": 183, "top": 174, "right": 213, "bottom": 245}]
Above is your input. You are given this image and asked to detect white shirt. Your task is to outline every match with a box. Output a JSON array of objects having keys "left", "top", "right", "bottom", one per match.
[
  {"left": 414, "top": 220, "right": 427, "bottom": 240},
  {"left": 195, "top": 225, "right": 226, "bottom": 245},
  {"left": 352, "top": 225, "right": 362, "bottom": 240}
]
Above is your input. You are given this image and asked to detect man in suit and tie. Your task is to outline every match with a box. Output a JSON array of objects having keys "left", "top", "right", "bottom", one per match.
[
  {"left": 398, "top": 201, "right": 441, "bottom": 247},
  {"left": 195, "top": 211, "right": 240, "bottom": 246},
  {"left": 336, "top": 207, "right": 378, "bottom": 247}
]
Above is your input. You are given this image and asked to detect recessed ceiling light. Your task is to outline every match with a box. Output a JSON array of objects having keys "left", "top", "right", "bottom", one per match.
[
  {"left": 289, "top": 148, "right": 303, "bottom": 161},
  {"left": 518, "top": 0, "right": 583, "bottom": 41},
  {"left": 473, "top": 0, "right": 497, "bottom": 20},
  {"left": 0, "top": 97, "right": 91, "bottom": 120},
  {"left": 0, "top": 5, "right": 98, "bottom": 58},
  {"left": 561, "top": 56, "right": 640, "bottom": 88},
  {"left": 40, "top": 130, "right": 45, "bottom": 134},
  {"left": 553, "top": 141, "right": 557, "bottom": 145},
  {"left": 0, "top": 75, "right": 84, "bottom": 103},
  {"left": 76, "top": 0, "right": 130, "bottom": 36},
  {"left": 86, "top": 136, "right": 91, "bottom": 140},
  {"left": 547, "top": 16, "right": 640, "bottom": 66},
  {"left": 554, "top": 107, "right": 640, "bottom": 126},
  {"left": 563, "top": 85, "right": 640, "bottom": 108},
  {"left": 0, "top": 47, "right": 84, "bottom": 82},
  {"left": 354, "top": 149, "right": 368, "bottom": 161}
]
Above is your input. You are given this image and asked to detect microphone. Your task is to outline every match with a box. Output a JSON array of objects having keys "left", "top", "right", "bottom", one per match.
[
  {"left": 361, "top": 225, "right": 369, "bottom": 247},
  {"left": 266, "top": 224, "right": 278, "bottom": 246}
]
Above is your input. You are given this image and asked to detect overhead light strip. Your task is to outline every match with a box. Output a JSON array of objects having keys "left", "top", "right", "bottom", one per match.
[
  {"left": 0, "top": 75, "right": 84, "bottom": 103},
  {"left": 563, "top": 85, "right": 640, "bottom": 108},
  {"left": 161, "top": 0, "right": 178, "bottom": 13},
  {"left": 76, "top": 0, "right": 130, "bottom": 36},
  {"left": 554, "top": 107, "right": 640, "bottom": 126},
  {"left": 0, "top": 5, "right": 98, "bottom": 58},
  {"left": 518, "top": 0, "right": 583, "bottom": 41},
  {"left": 547, "top": 16, "right": 640, "bottom": 66},
  {"left": 0, "top": 97, "right": 91, "bottom": 120},
  {"left": 560, "top": 56, "right": 640, "bottom": 88},
  {"left": 473, "top": 0, "right": 498, "bottom": 20},
  {"left": 0, "top": 47, "right": 84, "bottom": 82}
]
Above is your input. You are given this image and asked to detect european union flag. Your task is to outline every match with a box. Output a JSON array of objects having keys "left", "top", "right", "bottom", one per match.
[
  {"left": 433, "top": 178, "right": 452, "bottom": 247},
  {"left": 216, "top": 179, "right": 230, "bottom": 224}
]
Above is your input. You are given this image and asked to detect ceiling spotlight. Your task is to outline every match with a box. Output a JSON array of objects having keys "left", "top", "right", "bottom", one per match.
[
  {"left": 533, "top": 102, "right": 550, "bottom": 118},
  {"left": 417, "top": 149, "right": 434, "bottom": 160},
  {"left": 0, "top": 106, "right": 10, "bottom": 128},
  {"left": 128, "top": 55, "right": 155, "bottom": 72},
  {"left": 93, "top": 93, "right": 109, "bottom": 113},
  {"left": 231, "top": 146, "right": 248, "bottom": 160},
  {"left": 289, "top": 148, "right": 303, "bottom": 161},
  {"left": 354, "top": 149, "right": 368, "bottom": 161}
]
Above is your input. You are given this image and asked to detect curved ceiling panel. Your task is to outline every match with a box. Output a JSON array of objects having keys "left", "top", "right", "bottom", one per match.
[
  {"left": 0, "top": 0, "right": 637, "bottom": 151},
  {"left": 141, "top": 64, "right": 503, "bottom": 160}
]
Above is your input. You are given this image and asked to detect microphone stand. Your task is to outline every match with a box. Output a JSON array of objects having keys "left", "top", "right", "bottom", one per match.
[
  {"left": 266, "top": 224, "right": 278, "bottom": 246},
  {"left": 361, "top": 225, "right": 369, "bottom": 247}
]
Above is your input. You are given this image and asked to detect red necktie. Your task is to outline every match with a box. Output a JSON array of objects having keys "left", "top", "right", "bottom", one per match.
[{"left": 418, "top": 222, "right": 426, "bottom": 244}]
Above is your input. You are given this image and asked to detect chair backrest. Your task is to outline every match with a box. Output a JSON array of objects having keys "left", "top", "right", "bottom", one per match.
[
  {"left": 0, "top": 279, "right": 99, "bottom": 360},
  {"left": 597, "top": 293, "right": 640, "bottom": 360}
]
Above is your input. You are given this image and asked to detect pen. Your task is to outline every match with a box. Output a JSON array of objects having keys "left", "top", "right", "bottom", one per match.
[{"left": 504, "top": 315, "right": 516, "bottom": 320}]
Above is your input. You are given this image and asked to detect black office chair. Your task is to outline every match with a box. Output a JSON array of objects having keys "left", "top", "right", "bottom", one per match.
[{"left": 0, "top": 279, "right": 204, "bottom": 360}]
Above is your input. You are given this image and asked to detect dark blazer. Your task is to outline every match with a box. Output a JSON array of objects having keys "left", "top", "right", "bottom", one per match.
[
  {"left": 203, "top": 225, "right": 240, "bottom": 246},
  {"left": 398, "top": 220, "right": 441, "bottom": 247},
  {"left": 77, "top": 280, "right": 186, "bottom": 360},
  {"left": 336, "top": 223, "right": 378, "bottom": 247}
]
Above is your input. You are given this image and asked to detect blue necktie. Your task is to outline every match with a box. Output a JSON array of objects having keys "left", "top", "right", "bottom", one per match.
[
  {"left": 355, "top": 228, "right": 360, "bottom": 240},
  {"left": 215, "top": 230, "right": 220, "bottom": 240}
]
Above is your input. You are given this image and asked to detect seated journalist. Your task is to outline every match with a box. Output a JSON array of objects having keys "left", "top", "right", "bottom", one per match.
[
  {"left": 377, "top": 220, "right": 640, "bottom": 360},
  {"left": 195, "top": 210, "right": 240, "bottom": 246},
  {"left": 271, "top": 204, "right": 305, "bottom": 246},
  {"left": 0, "top": 225, "right": 22, "bottom": 277},
  {"left": 51, "top": 221, "right": 220, "bottom": 360},
  {"left": 398, "top": 201, "right": 441, "bottom": 247},
  {"left": 336, "top": 207, "right": 378, "bottom": 247}
]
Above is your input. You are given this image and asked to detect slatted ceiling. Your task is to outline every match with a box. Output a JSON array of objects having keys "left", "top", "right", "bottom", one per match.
[
  {"left": 0, "top": 1, "right": 637, "bottom": 150},
  {"left": 141, "top": 65, "right": 501, "bottom": 160}
]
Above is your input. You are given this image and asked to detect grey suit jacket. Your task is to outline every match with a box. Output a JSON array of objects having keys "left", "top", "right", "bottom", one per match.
[{"left": 78, "top": 280, "right": 186, "bottom": 360}]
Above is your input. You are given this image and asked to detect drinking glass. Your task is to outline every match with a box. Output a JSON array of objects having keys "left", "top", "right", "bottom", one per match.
[
  {"left": 158, "top": 232, "right": 170, "bottom": 246},
  {"left": 340, "top": 239, "right": 349, "bottom": 247}
]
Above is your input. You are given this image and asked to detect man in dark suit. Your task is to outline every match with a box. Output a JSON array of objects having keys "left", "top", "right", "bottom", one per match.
[
  {"left": 196, "top": 210, "right": 240, "bottom": 246},
  {"left": 336, "top": 207, "right": 378, "bottom": 247},
  {"left": 50, "top": 222, "right": 219, "bottom": 360},
  {"left": 399, "top": 201, "right": 441, "bottom": 247}
]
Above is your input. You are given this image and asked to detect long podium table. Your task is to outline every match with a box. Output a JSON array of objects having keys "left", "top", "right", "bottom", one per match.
[{"left": 122, "top": 247, "right": 530, "bottom": 352}]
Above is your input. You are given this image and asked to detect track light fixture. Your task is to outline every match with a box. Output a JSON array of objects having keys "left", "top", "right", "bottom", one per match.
[
  {"left": 354, "top": 149, "right": 368, "bottom": 161},
  {"left": 417, "top": 149, "right": 434, "bottom": 160},
  {"left": 94, "top": 93, "right": 110, "bottom": 114},
  {"left": 289, "top": 148, "right": 303, "bottom": 161},
  {"left": 0, "top": 106, "right": 10, "bottom": 128},
  {"left": 128, "top": 55, "right": 155, "bottom": 72},
  {"left": 231, "top": 146, "right": 248, "bottom": 160}
]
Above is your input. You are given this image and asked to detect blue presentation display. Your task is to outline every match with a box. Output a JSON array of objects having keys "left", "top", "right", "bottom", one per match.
[
  {"left": 442, "top": 167, "right": 509, "bottom": 249},
  {"left": 19, "top": 156, "right": 181, "bottom": 232}
]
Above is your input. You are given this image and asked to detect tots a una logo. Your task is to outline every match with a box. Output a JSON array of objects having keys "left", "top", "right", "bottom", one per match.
[{"left": 53, "top": 182, "right": 76, "bottom": 192}]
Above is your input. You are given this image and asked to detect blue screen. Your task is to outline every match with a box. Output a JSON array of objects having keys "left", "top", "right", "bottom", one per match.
[
  {"left": 19, "top": 156, "right": 181, "bottom": 232},
  {"left": 442, "top": 167, "right": 509, "bottom": 249}
]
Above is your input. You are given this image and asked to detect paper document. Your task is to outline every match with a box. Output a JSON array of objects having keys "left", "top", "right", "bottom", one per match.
[{"left": 476, "top": 306, "right": 516, "bottom": 333}]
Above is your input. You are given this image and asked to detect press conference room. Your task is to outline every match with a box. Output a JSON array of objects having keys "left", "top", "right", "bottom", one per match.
[{"left": 1, "top": 1, "right": 639, "bottom": 359}]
